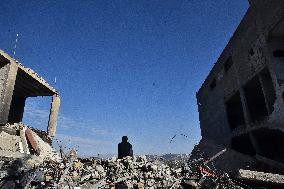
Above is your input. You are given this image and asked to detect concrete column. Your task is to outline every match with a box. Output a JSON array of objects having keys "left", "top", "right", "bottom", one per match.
[
  {"left": 239, "top": 88, "right": 251, "bottom": 127},
  {"left": 266, "top": 60, "right": 283, "bottom": 104},
  {"left": 231, "top": 54, "right": 251, "bottom": 128},
  {"left": 259, "top": 74, "right": 273, "bottom": 114},
  {"left": 0, "top": 62, "right": 18, "bottom": 124},
  {"left": 47, "top": 94, "right": 60, "bottom": 137}
]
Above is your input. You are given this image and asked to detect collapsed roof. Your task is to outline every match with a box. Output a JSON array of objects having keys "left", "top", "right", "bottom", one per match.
[{"left": 0, "top": 50, "right": 60, "bottom": 137}]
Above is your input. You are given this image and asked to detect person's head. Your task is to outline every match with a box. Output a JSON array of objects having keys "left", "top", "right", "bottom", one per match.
[{"left": 122, "top": 136, "right": 128, "bottom": 142}]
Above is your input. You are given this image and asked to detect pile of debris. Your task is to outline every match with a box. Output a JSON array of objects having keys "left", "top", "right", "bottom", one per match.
[
  {"left": 76, "top": 155, "right": 183, "bottom": 188},
  {"left": 0, "top": 148, "right": 247, "bottom": 188},
  {"left": 0, "top": 123, "right": 60, "bottom": 161},
  {"left": 0, "top": 122, "right": 60, "bottom": 188},
  {"left": 0, "top": 124, "right": 269, "bottom": 189}
]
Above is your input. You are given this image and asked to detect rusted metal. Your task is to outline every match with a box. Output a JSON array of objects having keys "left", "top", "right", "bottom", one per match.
[
  {"left": 25, "top": 128, "right": 40, "bottom": 155},
  {"left": 204, "top": 148, "right": 227, "bottom": 165}
]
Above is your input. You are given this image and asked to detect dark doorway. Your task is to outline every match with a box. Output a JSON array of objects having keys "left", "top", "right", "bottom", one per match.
[
  {"left": 244, "top": 75, "right": 268, "bottom": 122},
  {"left": 253, "top": 128, "right": 284, "bottom": 163},
  {"left": 225, "top": 92, "right": 245, "bottom": 130},
  {"left": 231, "top": 134, "right": 256, "bottom": 156},
  {"left": 273, "top": 50, "right": 284, "bottom": 57}
]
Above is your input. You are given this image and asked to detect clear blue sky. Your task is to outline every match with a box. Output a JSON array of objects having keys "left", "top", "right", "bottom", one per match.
[{"left": 0, "top": 0, "right": 249, "bottom": 156}]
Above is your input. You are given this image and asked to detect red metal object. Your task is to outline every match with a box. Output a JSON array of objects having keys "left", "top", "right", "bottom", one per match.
[{"left": 199, "top": 166, "right": 215, "bottom": 177}]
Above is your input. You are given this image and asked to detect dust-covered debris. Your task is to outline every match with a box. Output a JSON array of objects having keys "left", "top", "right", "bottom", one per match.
[
  {"left": 0, "top": 121, "right": 280, "bottom": 189},
  {"left": 1, "top": 123, "right": 283, "bottom": 189},
  {"left": 238, "top": 169, "right": 284, "bottom": 184},
  {"left": 0, "top": 139, "right": 248, "bottom": 189},
  {"left": 0, "top": 121, "right": 281, "bottom": 189}
]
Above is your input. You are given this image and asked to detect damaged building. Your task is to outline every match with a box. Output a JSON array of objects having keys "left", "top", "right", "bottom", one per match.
[
  {"left": 196, "top": 0, "right": 284, "bottom": 184},
  {"left": 0, "top": 50, "right": 60, "bottom": 137},
  {"left": 0, "top": 49, "right": 60, "bottom": 157}
]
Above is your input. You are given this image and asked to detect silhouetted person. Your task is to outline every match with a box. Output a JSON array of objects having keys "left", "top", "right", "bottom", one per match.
[{"left": 118, "top": 136, "right": 133, "bottom": 159}]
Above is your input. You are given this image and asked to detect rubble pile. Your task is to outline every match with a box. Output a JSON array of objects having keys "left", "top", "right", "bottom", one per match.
[
  {"left": 0, "top": 123, "right": 60, "bottom": 161},
  {"left": 0, "top": 151, "right": 248, "bottom": 189},
  {"left": 0, "top": 124, "right": 255, "bottom": 189},
  {"left": 76, "top": 155, "right": 183, "bottom": 188},
  {"left": 0, "top": 155, "right": 186, "bottom": 188}
]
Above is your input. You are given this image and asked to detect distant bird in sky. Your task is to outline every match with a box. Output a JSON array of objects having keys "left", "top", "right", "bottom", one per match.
[{"left": 170, "top": 134, "right": 176, "bottom": 143}]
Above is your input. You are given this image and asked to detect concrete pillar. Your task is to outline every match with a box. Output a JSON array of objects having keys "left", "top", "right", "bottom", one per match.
[
  {"left": 259, "top": 74, "right": 274, "bottom": 114},
  {"left": 47, "top": 94, "right": 60, "bottom": 137},
  {"left": 239, "top": 87, "right": 251, "bottom": 126},
  {"left": 0, "top": 62, "right": 18, "bottom": 124},
  {"left": 233, "top": 61, "right": 262, "bottom": 154}
]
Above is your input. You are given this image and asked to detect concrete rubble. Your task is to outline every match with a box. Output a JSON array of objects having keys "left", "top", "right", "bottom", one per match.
[
  {"left": 1, "top": 0, "right": 284, "bottom": 188},
  {"left": 0, "top": 123, "right": 249, "bottom": 188},
  {"left": 0, "top": 131, "right": 248, "bottom": 189},
  {"left": 238, "top": 169, "right": 284, "bottom": 185}
]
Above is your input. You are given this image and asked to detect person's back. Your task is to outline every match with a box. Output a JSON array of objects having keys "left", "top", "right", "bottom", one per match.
[{"left": 118, "top": 136, "right": 133, "bottom": 159}]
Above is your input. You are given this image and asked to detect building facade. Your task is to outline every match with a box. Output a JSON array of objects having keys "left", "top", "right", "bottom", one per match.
[
  {"left": 197, "top": 0, "right": 284, "bottom": 172},
  {"left": 0, "top": 50, "right": 60, "bottom": 137}
]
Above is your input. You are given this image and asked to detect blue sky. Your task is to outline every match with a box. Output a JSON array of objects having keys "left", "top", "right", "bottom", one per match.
[{"left": 0, "top": 0, "right": 249, "bottom": 156}]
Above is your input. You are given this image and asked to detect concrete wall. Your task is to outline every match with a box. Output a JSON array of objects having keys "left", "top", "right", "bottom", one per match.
[
  {"left": 197, "top": 7, "right": 259, "bottom": 145},
  {"left": 0, "top": 63, "right": 10, "bottom": 107},
  {"left": 0, "top": 62, "right": 18, "bottom": 124}
]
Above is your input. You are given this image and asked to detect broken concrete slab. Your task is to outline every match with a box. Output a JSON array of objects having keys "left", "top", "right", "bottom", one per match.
[
  {"left": 238, "top": 169, "right": 284, "bottom": 184},
  {"left": 0, "top": 130, "right": 21, "bottom": 152},
  {"left": 25, "top": 127, "right": 40, "bottom": 156},
  {"left": 19, "top": 125, "right": 30, "bottom": 154}
]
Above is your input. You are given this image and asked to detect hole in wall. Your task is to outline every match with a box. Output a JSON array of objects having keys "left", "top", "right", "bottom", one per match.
[
  {"left": 210, "top": 78, "right": 216, "bottom": 90},
  {"left": 253, "top": 128, "right": 284, "bottom": 163},
  {"left": 249, "top": 48, "right": 255, "bottom": 56},
  {"left": 225, "top": 91, "right": 245, "bottom": 130},
  {"left": 259, "top": 68, "right": 276, "bottom": 114},
  {"left": 243, "top": 75, "right": 268, "bottom": 122},
  {"left": 231, "top": 134, "right": 256, "bottom": 156},
  {"left": 277, "top": 79, "right": 284, "bottom": 85},
  {"left": 273, "top": 50, "right": 284, "bottom": 57}
]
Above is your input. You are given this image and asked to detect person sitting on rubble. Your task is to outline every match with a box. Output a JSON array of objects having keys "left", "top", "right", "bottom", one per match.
[{"left": 118, "top": 136, "right": 133, "bottom": 159}]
